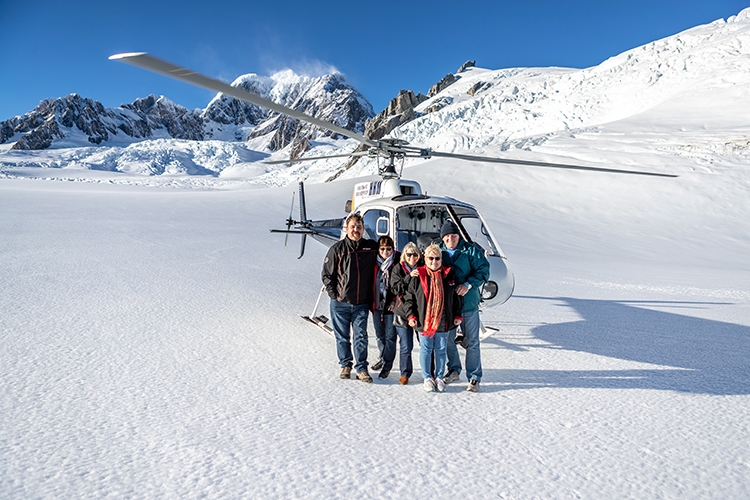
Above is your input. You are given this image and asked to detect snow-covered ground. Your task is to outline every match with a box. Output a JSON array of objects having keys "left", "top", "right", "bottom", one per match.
[{"left": 3, "top": 9, "right": 750, "bottom": 500}]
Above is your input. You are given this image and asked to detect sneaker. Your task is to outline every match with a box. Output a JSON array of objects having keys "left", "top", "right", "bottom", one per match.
[
  {"left": 466, "top": 380, "right": 480, "bottom": 392},
  {"left": 340, "top": 366, "right": 352, "bottom": 379},
  {"left": 371, "top": 359, "right": 384, "bottom": 371},
  {"left": 444, "top": 369, "right": 460, "bottom": 384},
  {"left": 398, "top": 376, "right": 409, "bottom": 385},
  {"left": 357, "top": 370, "right": 373, "bottom": 383},
  {"left": 423, "top": 378, "right": 435, "bottom": 392},
  {"left": 436, "top": 379, "right": 446, "bottom": 393},
  {"left": 378, "top": 369, "right": 390, "bottom": 379}
]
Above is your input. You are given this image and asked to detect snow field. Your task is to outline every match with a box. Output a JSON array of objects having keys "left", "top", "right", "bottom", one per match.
[{"left": 1, "top": 174, "right": 748, "bottom": 498}]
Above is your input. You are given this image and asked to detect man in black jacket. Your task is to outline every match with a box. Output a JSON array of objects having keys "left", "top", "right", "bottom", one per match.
[{"left": 321, "top": 213, "right": 378, "bottom": 382}]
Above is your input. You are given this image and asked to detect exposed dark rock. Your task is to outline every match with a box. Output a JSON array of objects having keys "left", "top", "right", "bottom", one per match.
[
  {"left": 2, "top": 93, "right": 208, "bottom": 150},
  {"left": 364, "top": 90, "right": 426, "bottom": 141},
  {"left": 290, "top": 136, "right": 311, "bottom": 161},
  {"left": 428, "top": 74, "right": 458, "bottom": 98},
  {"left": 467, "top": 81, "right": 492, "bottom": 96},
  {"left": 457, "top": 60, "right": 476, "bottom": 73},
  {"left": 331, "top": 89, "right": 427, "bottom": 180},
  {"left": 11, "top": 120, "right": 65, "bottom": 150},
  {"left": 217, "top": 73, "right": 373, "bottom": 151},
  {"left": 423, "top": 96, "right": 454, "bottom": 114}
]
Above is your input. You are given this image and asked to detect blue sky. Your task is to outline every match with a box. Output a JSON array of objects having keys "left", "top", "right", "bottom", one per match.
[{"left": 1, "top": 0, "right": 747, "bottom": 121}]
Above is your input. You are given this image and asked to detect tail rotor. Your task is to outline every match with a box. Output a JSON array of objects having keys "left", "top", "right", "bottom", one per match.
[{"left": 284, "top": 191, "right": 296, "bottom": 249}]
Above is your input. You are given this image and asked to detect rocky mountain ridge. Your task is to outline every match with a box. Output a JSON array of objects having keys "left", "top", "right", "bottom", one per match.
[{"left": 0, "top": 70, "right": 375, "bottom": 152}]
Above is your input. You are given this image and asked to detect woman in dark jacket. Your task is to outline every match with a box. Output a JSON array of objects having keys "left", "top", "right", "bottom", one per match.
[
  {"left": 372, "top": 236, "right": 399, "bottom": 379},
  {"left": 405, "top": 244, "right": 463, "bottom": 393},
  {"left": 389, "top": 241, "right": 423, "bottom": 385}
]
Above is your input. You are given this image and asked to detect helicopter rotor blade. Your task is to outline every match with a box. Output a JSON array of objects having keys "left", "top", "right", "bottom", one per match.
[
  {"left": 264, "top": 150, "right": 370, "bottom": 165},
  {"left": 110, "top": 53, "right": 677, "bottom": 179},
  {"left": 424, "top": 150, "right": 677, "bottom": 178},
  {"left": 109, "top": 52, "right": 378, "bottom": 148}
]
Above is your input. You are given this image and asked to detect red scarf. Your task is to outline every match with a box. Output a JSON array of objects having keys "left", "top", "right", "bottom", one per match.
[{"left": 422, "top": 266, "right": 444, "bottom": 337}]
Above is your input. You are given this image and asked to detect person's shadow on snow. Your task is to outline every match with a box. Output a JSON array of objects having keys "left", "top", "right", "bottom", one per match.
[{"left": 481, "top": 296, "right": 750, "bottom": 395}]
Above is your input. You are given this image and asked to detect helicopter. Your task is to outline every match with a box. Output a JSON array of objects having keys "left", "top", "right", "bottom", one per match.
[{"left": 109, "top": 52, "right": 677, "bottom": 335}]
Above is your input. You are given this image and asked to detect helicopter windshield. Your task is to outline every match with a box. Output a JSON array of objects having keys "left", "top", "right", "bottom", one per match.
[{"left": 395, "top": 203, "right": 501, "bottom": 256}]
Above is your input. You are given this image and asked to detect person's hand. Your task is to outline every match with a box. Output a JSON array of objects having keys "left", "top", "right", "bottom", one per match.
[
  {"left": 456, "top": 284, "right": 469, "bottom": 296},
  {"left": 408, "top": 318, "right": 418, "bottom": 327},
  {"left": 410, "top": 269, "right": 419, "bottom": 277},
  {"left": 454, "top": 319, "right": 462, "bottom": 326}
]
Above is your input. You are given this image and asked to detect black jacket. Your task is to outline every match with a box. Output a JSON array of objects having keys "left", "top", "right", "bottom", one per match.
[
  {"left": 321, "top": 236, "right": 378, "bottom": 305},
  {"left": 404, "top": 266, "right": 463, "bottom": 333},
  {"left": 389, "top": 259, "right": 420, "bottom": 325}
]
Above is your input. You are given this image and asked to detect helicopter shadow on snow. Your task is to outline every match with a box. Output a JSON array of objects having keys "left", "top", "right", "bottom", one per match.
[{"left": 480, "top": 296, "right": 750, "bottom": 396}]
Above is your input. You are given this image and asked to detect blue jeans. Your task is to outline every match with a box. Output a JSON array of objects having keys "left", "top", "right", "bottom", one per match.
[
  {"left": 446, "top": 309, "right": 482, "bottom": 382},
  {"left": 329, "top": 300, "right": 370, "bottom": 372},
  {"left": 395, "top": 325, "right": 415, "bottom": 377},
  {"left": 420, "top": 331, "right": 448, "bottom": 380},
  {"left": 372, "top": 310, "right": 397, "bottom": 371}
]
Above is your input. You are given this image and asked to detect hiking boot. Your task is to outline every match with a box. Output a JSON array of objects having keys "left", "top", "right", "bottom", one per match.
[
  {"left": 398, "top": 376, "right": 409, "bottom": 385},
  {"left": 466, "top": 380, "right": 480, "bottom": 392},
  {"left": 455, "top": 334, "right": 469, "bottom": 349},
  {"left": 436, "top": 379, "right": 446, "bottom": 393},
  {"left": 444, "top": 369, "right": 459, "bottom": 384},
  {"left": 340, "top": 366, "right": 352, "bottom": 379},
  {"left": 357, "top": 370, "right": 373, "bottom": 383},
  {"left": 423, "top": 378, "right": 435, "bottom": 392},
  {"left": 378, "top": 369, "right": 390, "bottom": 379},
  {"left": 371, "top": 359, "right": 384, "bottom": 371}
]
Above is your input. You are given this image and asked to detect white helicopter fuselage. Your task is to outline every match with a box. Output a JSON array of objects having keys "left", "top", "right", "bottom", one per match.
[{"left": 345, "top": 178, "right": 514, "bottom": 309}]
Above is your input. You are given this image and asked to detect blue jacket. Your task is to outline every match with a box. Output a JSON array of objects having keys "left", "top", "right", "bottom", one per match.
[{"left": 439, "top": 239, "right": 490, "bottom": 312}]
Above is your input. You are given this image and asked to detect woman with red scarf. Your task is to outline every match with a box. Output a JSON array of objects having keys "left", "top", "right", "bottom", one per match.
[{"left": 405, "top": 244, "right": 463, "bottom": 392}]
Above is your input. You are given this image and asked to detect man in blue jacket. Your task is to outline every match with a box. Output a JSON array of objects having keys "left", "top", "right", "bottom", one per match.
[{"left": 439, "top": 220, "right": 490, "bottom": 392}]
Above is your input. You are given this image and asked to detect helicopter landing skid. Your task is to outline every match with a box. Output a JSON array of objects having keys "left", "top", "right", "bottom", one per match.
[
  {"left": 479, "top": 322, "right": 500, "bottom": 342},
  {"left": 302, "top": 285, "right": 334, "bottom": 336},
  {"left": 301, "top": 314, "right": 334, "bottom": 336}
]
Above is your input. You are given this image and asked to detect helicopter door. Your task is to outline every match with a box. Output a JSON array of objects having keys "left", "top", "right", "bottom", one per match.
[{"left": 361, "top": 209, "right": 391, "bottom": 242}]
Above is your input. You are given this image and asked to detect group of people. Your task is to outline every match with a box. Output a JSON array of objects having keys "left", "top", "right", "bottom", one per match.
[{"left": 321, "top": 213, "right": 490, "bottom": 393}]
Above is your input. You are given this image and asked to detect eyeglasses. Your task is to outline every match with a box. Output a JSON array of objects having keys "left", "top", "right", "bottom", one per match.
[
  {"left": 426, "top": 256, "right": 441, "bottom": 261},
  {"left": 379, "top": 247, "right": 393, "bottom": 251},
  {"left": 405, "top": 252, "right": 418, "bottom": 257}
]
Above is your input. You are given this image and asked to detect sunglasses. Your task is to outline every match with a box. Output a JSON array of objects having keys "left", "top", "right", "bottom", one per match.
[
  {"left": 405, "top": 252, "right": 418, "bottom": 257},
  {"left": 427, "top": 256, "right": 442, "bottom": 261},
  {"left": 379, "top": 247, "right": 393, "bottom": 251}
]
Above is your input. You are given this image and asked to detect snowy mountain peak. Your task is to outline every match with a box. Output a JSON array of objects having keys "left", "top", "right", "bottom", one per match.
[
  {"left": 3, "top": 7, "right": 750, "bottom": 185},
  {"left": 1, "top": 66, "right": 374, "bottom": 154}
]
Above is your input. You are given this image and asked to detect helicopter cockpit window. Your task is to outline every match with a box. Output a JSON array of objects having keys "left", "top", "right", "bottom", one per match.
[
  {"left": 395, "top": 203, "right": 501, "bottom": 256},
  {"left": 376, "top": 217, "right": 389, "bottom": 236},
  {"left": 395, "top": 204, "right": 450, "bottom": 251},
  {"left": 361, "top": 209, "right": 390, "bottom": 241}
]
